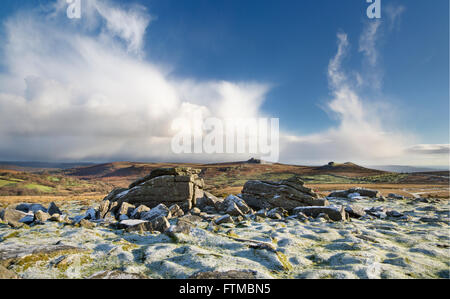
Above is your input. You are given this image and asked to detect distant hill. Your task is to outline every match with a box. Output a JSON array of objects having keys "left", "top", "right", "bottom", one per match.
[
  {"left": 368, "top": 165, "right": 450, "bottom": 173},
  {"left": 0, "top": 161, "right": 95, "bottom": 172}
]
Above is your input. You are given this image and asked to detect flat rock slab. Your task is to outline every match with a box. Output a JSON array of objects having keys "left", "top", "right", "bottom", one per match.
[
  {"left": 0, "top": 244, "right": 86, "bottom": 266},
  {"left": 190, "top": 270, "right": 258, "bottom": 279}
]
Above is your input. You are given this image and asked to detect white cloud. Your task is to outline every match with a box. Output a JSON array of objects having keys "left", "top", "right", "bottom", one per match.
[{"left": 0, "top": 0, "right": 446, "bottom": 167}]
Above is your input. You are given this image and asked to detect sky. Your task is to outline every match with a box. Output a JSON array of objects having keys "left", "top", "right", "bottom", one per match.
[{"left": 0, "top": 0, "right": 448, "bottom": 167}]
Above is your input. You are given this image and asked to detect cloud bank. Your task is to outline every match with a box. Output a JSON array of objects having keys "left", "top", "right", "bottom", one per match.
[{"left": 0, "top": 0, "right": 447, "bottom": 166}]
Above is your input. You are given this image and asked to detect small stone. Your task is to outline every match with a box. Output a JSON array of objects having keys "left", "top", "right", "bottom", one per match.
[
  {"left": 130, "top": 205, "right": 150, "bottom": 219},
  {"left": 169, "top": 204, "right": 184, "bottom": 218},
  {"left": 215, "top": 214, "right": 234, "bottom": 225},
  {"left": 190, "top": 207, "right": 201, "bottom": 216},
  {"left": 97, "top": 200, "right": 110, "bottom": 219},
  {"left": 255, "top": 209, "right": 267, "bottom": 218},
  {"left": 141, "top": 204, "right": 171, "bottom": 221},
  {"left": 345, "top": 205, "right": 366, "bottom": 218},
  {"left": 386, "top": 210, "right": 404, "bottom": 218},
  {"left": 47, "top": 202, "right": 62, "bottom": 216},
  {"left": 117, "top": 202, "right": 136, "bottom": 218},
  {"left": 34, "top": 210, "right": 50, "bottom": 222},
  {"left": 0, "top": 208, "right": 28, "bottom": 223},
  {"left": 79, "top": 219, "right": 96, "bottom": 229}
]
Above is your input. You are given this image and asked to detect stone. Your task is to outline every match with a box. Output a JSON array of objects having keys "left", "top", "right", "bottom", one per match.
[
  {"left": 386, "top": 210, "right": 404, "bottom": 218},
  {"left": 34, "top": 210, "right": 50, "bottom": 222},
  {"left": 47, "top": 202, "right": 62, "bottom": 216},
  {"left": 118, "top": 219, "right": 147, "bottom": 230},
  {"left": 130, "top": 205, "right": 150, "bottom": 219},
  {"left": 29, "top": 204, "right": 47, "bottom": 213},
  {"left": 219, "top": 199, "right": 244, "bottom": 217},
  {"left": 106, "top": 168, "right": 205, "bottom": 211},
  {"left": 49, "top": 214, "right": 64, "bottom": 222},
  {"left": 293, "top": 206, "right": 348, "bottom": 221},
  {"left": 0, "top": 209, "right": 28, "bottom": 224},
  {"left": 124, "top": 216, "right": 170, "bottom": 233},
  {"left": 119, "top": 214, "right": 129, "bottom": 221},
  {"left": 267, "top": 207, "right": 288, "bottom": 219},
  {"left": 224, "top": 195, "right": 251, "bottom": 214},
  {"left": 388, "top": 193, "right": 404, "bottom": 200},
  {"left": 165, "top": 220, "right": 193, "bottom": 239},
  {"left": 0, "top": 264, "right": 18, "bottom": 279},
  {"left": 215, "top": 214, "right": 234, "bottom": 225},
  {"left": 241, "top": 176, "right": 326, "bottom": 211},
  {"left": 196, "top": 191, "right": 223, "bottom": 211},
  {"left": 190, "top": 207, "right": 201, "bottom": 216},
  {"left": 328, "top": 188, "right": 379, "bottom": 198},
  {"left": 15, "top": 203, "right": 31, "bottom": 213},
  {"left": 116, "top": 202, "right": 135, "bottom": 218},
  {"left": 97, "top": 200, "right": 110, "bottom": 219},
  {"left": 190, "top": 270, "right": 257, "bottom": 279},
  {"left": 85, "top": 208, "right": 97, "bottom": 220},
  {"left": 345, "top": 205, "right": 366, "bottom": 218},
  {"left": 141, "top": 204, "right": 171, "bottom": 221},
  {"left": 255, "top": 209, "right": 267, "bottom": 218},
  {"left": 168, "top": 204, "right": 184, "bottom": 218},
  {"left": 88, "top": 270, "right": 147, "bottom": 279},
  {"left": 296, "top": 212, "right": 309, "bottom": 222},
  {"left": 79, "top": 219, "right": 95, "bottom": 229}
]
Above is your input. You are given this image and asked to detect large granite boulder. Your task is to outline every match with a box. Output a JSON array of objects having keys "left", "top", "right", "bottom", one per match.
[
  {"left": 102, "top": 167, "right": 205, "bottom": 213},
  {"left": 241, "top": 176, "right": 327, "bottom": 211}
]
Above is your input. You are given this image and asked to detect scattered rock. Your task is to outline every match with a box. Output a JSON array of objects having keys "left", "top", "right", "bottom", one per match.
[
  {"left": 241, "top": 177, "right": 326, "bottom": 211},
  {"left": 116, "top": 202, "right": 135, "bottom": 219},
  {"left": 388, "top": 193, "right": 404, "bottom": 200},
  {"left": 345, "top": 205, "right": 366, "bottom": 219},
  {"left": 215, "top": 214, "right": 234, "bottom": 225},
  {"left": 141, "top": 204, "right": 171, "bottom": 221},
  {"left": 267, "top": 207, "right": 287, "bottom": 219},
  {"left": 293, "top": 206, "right": 348, "bottom": 221},
  {"left": 219, "top": 197, "right": 244, "bottom": 216},
  {"left": 29, "top": 204, "right": 47, "bottom": 213},
  {"left": 97, "top": 200, "right": 110, "bottom": 219},
  {"left": 79, "top": 219, "right": 96, "bottom": 229},
  {"left": 130, "top": 205, "right": 150, "bottom": 219},
  {"left": 47, "top": 202, "right": 62, "bottom": 216},
  {"left": 328, "top": 188, "right": 379, "bottom": 198},
  {"left": 196, "top": 191, "right": 223, "bottom": 211},
  {"left": 34, "top": 210, "right": 50, "bottom": 223},
  {"left": 190, "top": 207, "right": 201, "bottom": 216},
  {"left": 386, "top": 210, "right": 404, "bottom": 218},
  {"left": 0, "top": 209, "right": 28, "bottom": 224},
  {"left": 85, "top": 208, "right": 97, "bottom": 220},
  {"left": 168, "top": 204, "right": 184, "bottom": 218}
]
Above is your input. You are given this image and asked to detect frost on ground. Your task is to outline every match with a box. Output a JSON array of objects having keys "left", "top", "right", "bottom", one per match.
[{"left": 0, "top": 198, "right": 449, "bottom": 279}]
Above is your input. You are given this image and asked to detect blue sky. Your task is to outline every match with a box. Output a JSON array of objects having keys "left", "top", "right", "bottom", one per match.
[{"left": 0, "top": 0, "right": 448, "bottom": 166}]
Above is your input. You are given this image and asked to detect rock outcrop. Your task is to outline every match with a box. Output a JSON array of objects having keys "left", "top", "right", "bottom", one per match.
[
  {"left": 103, "top": 167, "right": 205, "bottom": 213},
  {"left": 241, "top": 176, "right": 327, "bottom": 211}
]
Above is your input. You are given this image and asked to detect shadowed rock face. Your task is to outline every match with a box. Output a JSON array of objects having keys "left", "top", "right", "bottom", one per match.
[
  {"left": 105, "top": 167, "right": 205, "bottom": 212},
  {"left": 241, "top": 177, "right": 327, "bottom": 211}
]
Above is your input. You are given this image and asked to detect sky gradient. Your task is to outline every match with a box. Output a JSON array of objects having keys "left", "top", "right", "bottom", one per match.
[{"left": 0, "top": 0, "right": 448, "bottom": 167}]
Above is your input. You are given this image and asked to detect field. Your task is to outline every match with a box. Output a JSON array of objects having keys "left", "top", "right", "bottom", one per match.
[{"left": 0, "top": 160, "right": 448, "bottom": 205}]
